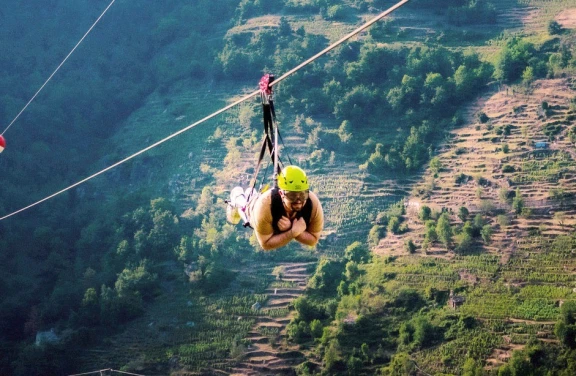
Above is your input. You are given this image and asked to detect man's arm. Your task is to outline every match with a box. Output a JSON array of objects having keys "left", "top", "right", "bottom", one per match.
[
  {"left": 295, "top": 230, "right": 321, "bottom": 247},
  {"left": 256, "top": 229, "right": 297, "bottom": 251},
  {"left": 256, "top": 216, "right": 307, "bottom": 251}
]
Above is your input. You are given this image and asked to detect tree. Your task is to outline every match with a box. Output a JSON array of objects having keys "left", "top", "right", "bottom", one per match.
[
  {"left": 522, "top": 66, "right": 534, "bottom": 86},
  {"left": 481, "top": 225, "right": 493, "bottom": 244},
  {"left": 344, "top": 242, "right": 370, "bottom": 264},
  {"left": 114, "top": 261, "right": 158, "bottom": 301},
  {"left": 436, "top": 213, "right": 453, "bottom": 249},
  {"left": 310, "top": 319, "right": 323, "bottom": 339},
  {"left": 286, "top": 320, "right": 308, "bottom": 343},
  {"left": 388, "top": 216, "right": 401, "bottom": 234},
  {"left": 458, "top": 206, "right": 469, "bottom": 222},
  {"left": 404, "top": 239, "right": 417, "bottom": 254},
  {"left": 307, "top": 258, "right": 344, "bottom": 294},
  {"left": 419, "top": 206, "right": 432, "bottom": 221},
  {"left": 278, "top": 17, "right": 291, "bottom": 36},
  {"left": 346, "top": 355, "right": 363, "bottom": 375},
  {"left": 548, "top": 20, "right": 563, "bottom": 35},
  {"left": 495, "top": 38, "right": 535, "bottom": 83},
  {"left": 457, "top": 223, "right": 474, "bottom": 253},
  {"left": 497, "top": 214, "right": 511, "bottom": 228},
  {"left": 382, "top": 352, "right": 416, "bottom": 375},
  {"left": 412, "top": 316, "right": 435, "bottom": 348},
  {"left": 368, "top": 225, "right": 383, "bottom": 247},
  {"left": 345, "top": 261, "right": 360, "bottom": 281},
  {"left": 429, "top": 157, "right": 442, "bottom": 174},
  {"left": 555, "top": 301, "right": 576, "bottom": 348},
  {"left": 463, "top": 357, "right": 483, "bottom": 376},
  {"left": 324, "top": 340, "right": 342, "bottom": 372},
  {"left": 498, "top": 187, "right": 510, "bottom": 203},
  {"left": 423, "top": 220, "right": 438, "bottom": 249},
  {"left": 512, "top": 188, "right": 524, "bottom": 214}
]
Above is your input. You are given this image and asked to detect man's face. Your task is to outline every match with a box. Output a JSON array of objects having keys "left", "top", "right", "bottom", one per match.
[{"left": 281, "top": 190, "right": 309, "bottom": 212}]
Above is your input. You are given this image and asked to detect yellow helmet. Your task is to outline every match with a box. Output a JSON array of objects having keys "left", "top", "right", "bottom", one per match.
[{"left": 278, "top": 166, "right": 309, "bottom": 191}]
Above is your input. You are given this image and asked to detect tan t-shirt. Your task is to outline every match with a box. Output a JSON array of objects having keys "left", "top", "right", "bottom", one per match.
[{"left": 248, "top": 190, "right": 323, "bottom": 244}]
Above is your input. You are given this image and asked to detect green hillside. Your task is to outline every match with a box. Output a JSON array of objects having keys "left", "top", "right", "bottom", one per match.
[{"left": 2, "top": 0, "right": 576, "bottom": 375}]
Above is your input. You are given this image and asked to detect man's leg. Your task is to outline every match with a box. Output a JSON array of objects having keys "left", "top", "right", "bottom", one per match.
[{"left": 226, "top": 187, "right": 246, "bottom": 224}]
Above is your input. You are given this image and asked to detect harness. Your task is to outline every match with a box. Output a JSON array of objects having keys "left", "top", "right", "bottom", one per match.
[{"left": 270, "top": 188, "right": 313, "bottom": 234}]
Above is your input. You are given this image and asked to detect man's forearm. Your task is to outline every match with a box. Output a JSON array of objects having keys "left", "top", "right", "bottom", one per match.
[
  {"left": 295, "top": 231, "right": 319, "bottom": 247},
  {"left": 261, "top": 230, "right": 296, "bottom": 251}
]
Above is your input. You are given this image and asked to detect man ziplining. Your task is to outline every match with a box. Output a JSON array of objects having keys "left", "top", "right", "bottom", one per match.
[{"left": 227, "top": 165, "right": 324, "bottom": 251}]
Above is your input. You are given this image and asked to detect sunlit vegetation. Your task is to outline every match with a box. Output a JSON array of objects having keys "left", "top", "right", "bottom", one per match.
[{"left": 4, "top": 0, "right": 576, "bottom": 374}]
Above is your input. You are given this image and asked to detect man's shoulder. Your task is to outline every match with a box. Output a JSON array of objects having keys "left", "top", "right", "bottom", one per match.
[
  {"left": 257, "top": 189, "right": 273, "bottom": 205},
  {"left": 309, "top": 191, "right": 321, "bottom": 206},
  {"left": 253, "top": 189, "right": 273, "bottom": 215}
]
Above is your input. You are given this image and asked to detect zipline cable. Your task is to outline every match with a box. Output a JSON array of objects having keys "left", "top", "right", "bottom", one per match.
[
  {"left": 0, "top": 90, "right": 260, "bottom": 221},
  {"left": 68, "top": 369, "right": 146, "bottom": 376},
  {"left": 0, "top": 0, "right": 410, "bottom": 221},
  {"left": 270, "top": 0, "right": 410, "bottom": 88},
  {"left": 0, "top": 0, "right": 117, "bottom": 136}
]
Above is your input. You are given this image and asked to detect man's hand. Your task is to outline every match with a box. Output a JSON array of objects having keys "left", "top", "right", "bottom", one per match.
[
  {"left": 277, "top": 216, "right": 292, "bottom": 232},
  {"left": 291, "top": 217, "right": 307, "bottom": 237}
]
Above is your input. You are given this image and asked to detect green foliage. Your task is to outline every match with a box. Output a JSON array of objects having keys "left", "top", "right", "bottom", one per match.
[
  {"left": 458, "top": 207, "right": 469, "bottom": 222},
  {"left": 404, "top": 239, "right": 417, "bottom": 254},
  {"left": 512, "top": 188, "right": 524, "bottom": 214},
  {"left": 345, "top": 242, "right": 371, "bottom": 264},
  {"left": 307, "top": 258, "right": 345, "bottom": 295},
  {"left": 419, "top": 205, "right": 432, "bottom": 222},
  {"left": 368, "top": 225, "right": 384, "bottom": 247},
  {"left": 436, "top": 213, "right": 453, "bottom": 249},
  {"left": 423, "top": 220, "right": 438, "bottom": 249},
  {"left": 495, "top": 37, "right": 546, "bottom": 83},
  {"left": 381, "top": 352, "right": 416, "bottom": 376},
  {"left": 387, "top": 216, "right": 402, "bottom": 235},
  {"left": 310, "top": 319, "right": 323, "bottom": 339},
  {"left": 430, "top": 157, "right": 442, "bottom": 174},
  {"left": 548, "top": 20, "right": 563, "bottom": 35},
  {"left": 462, "top": 357, "right": 483, "bottom": 376},
  {"left": 502, "top": 164, "right": 515, "bottom": 173},
  {"left": 446, "top": 0, "right": 496, "bottom": 26},
  {"left": 556, "top": 301, "right": 576, "bottom": 348},
  {"left": 481, "top": 225, "right": 492, "bottom": 244}
]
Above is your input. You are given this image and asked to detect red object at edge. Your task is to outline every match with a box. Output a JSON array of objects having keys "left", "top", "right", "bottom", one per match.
[{"left": 259, "top": 74, "right": 274, "bottom": 96}]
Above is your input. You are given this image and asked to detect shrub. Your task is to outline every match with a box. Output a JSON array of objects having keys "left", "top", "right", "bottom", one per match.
[
  {"left": 404, "top": 239, "right": 417, "bottom": 254},
  {"left": 548, "top": 20, "right": 563, "bottom": 35},
  {"left": 502, "top": 165, "right": 515, "bottom": 173},
  {"left": 419, "top": 205, "right": 432, "bottom": 221},
  {"left": 387, "top": 217, "right": 401, "bottom": 235},
  {"left": 458, "top": 207, "right": 469, "bottom": 222},
  {"left": 481, "top": 225, "right": 493, "bottom": 243},
  {"left": 455, "top": 173, "right": 469, "bottom": 184},
  {"left": 497, "top": 214, "right": 511, "bottom": 228},
  {"left": 477, "top": 112, "right": 489, "bottom": 123}
]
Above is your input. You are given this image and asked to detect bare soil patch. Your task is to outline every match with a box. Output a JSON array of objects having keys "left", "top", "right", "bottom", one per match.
[{"left": 555, "top": 8, "right": 576, "bottom": 28}]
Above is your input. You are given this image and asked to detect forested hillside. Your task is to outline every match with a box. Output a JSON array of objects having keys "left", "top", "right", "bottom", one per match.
[{"left": 2, "top": 0, "right": 576, "bottom": 375}]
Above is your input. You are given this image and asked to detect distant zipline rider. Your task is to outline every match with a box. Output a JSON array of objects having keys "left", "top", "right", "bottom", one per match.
[
  {"left": 0, "top": 135, "right": 5, "bottom": 153},
  {"left": 226, "top": 74, "right": 324, "bottom": 250}
]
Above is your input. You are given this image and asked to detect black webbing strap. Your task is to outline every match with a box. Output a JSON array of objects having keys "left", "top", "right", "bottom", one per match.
[{"left": 276, "top": 128, "right": 293, "bottom": 166}]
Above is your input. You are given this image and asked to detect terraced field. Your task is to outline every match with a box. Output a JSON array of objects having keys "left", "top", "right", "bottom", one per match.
[{"left": 374, "top": 77, "right": 576, "bottom": 369}]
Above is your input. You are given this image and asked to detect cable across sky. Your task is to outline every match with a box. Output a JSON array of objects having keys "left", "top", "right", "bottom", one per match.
[
  {"left": 0, "top": 0, "right": 117, "bottom": 136},
  {"left": 0, "top": 0, "right": 410, "bottom": 221}
]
